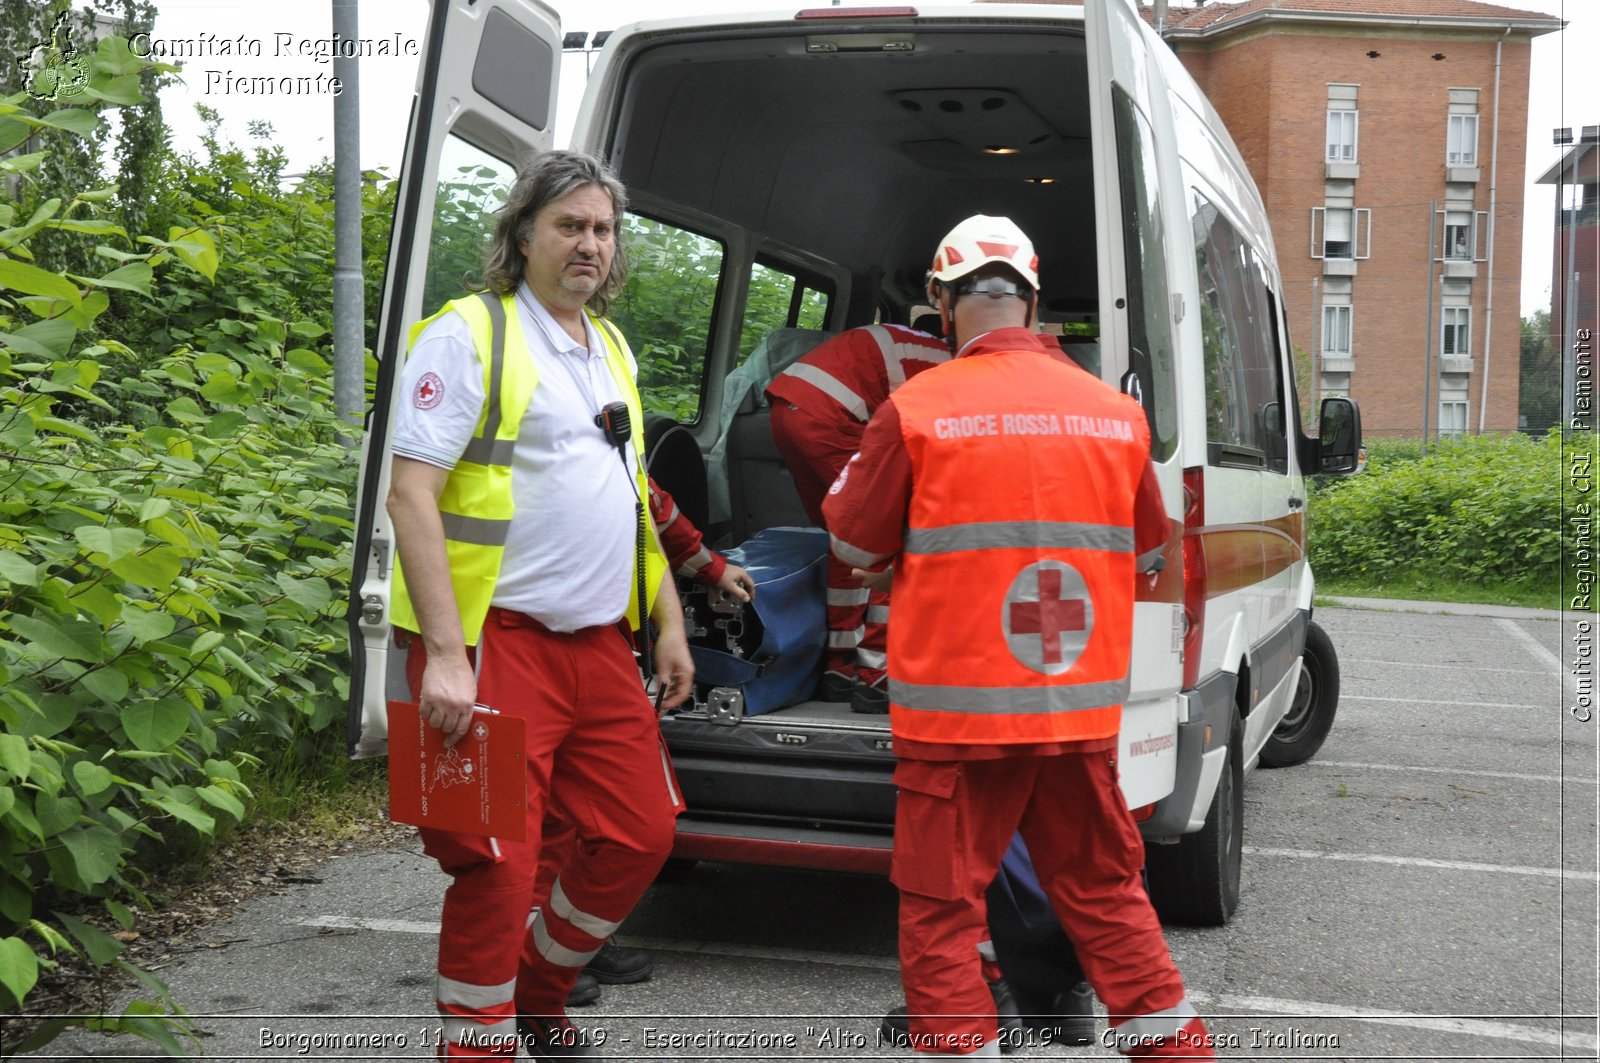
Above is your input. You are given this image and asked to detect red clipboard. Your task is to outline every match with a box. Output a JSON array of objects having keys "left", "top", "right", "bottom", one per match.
[{"left": 386, "top": 701, "right": 527, "bottom": 840}]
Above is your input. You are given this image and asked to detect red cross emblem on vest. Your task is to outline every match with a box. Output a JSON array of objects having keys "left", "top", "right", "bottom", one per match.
[{"left": 1002, "top": 560, "right": 1094, "bottom": 676}]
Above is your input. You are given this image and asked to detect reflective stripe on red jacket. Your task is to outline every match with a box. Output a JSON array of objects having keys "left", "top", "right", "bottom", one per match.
[
  {"left": 766, "top": 324, "right": 948, "bottom": 423},
  {"left": 648, "top": 478, "right": 726, "bottom": 586}
]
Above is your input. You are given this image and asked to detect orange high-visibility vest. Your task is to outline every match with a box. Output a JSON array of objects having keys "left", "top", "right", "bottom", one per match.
[{"left": 887, "top": 347, "right": 1151, "bottom": 746}]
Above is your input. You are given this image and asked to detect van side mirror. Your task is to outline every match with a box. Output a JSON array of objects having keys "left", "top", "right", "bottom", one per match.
[
  {"left": 1259, "top": 401, "right": 1286, "bottom": 467},
  {"left": 1313, "top": 397, "right": 1362, "bottom": 476}
]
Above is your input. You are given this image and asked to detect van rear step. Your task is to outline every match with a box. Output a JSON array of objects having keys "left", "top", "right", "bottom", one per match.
[
  {"left": 672, "top": 815, "right": 893, "bottom": 875},
  {"left": 667, "top": 746, "right": 897, "bottom": 825}
]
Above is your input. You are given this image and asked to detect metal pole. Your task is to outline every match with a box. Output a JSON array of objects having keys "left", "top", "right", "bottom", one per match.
[
  {"left": 1561, "top": 154, "right": 1580, "bottom": 433},
  {"left": 1311, "top": 276, "right": 1321, "bottom": 417},
  {"left": 1422, "top": 199, "right": 1437, "bottom": 453},
  {"left": 1476, "top": 28, "right": 1508, "bottom": 434},
  {"left": 332, "top": 0, "right": 365, "bottom": 439}
]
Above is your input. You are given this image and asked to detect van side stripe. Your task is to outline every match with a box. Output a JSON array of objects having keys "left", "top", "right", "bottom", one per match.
[
  {"left": 904, "top": 521, "right": 1134, "bottom": 556},
  {"left": 890, "top": 676, "right": 1130, "bottom": 714},
  {"left": 1194, "top": 514, "right": 1305, "bottom": 599}
]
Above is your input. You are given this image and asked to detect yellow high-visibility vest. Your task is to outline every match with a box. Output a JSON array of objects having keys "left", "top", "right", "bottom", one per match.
[{"left": 391, "top": 291, "right": 666, "bottom": 645}]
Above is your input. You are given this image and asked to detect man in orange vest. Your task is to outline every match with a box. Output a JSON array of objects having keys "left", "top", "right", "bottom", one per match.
[{"left": 823, "top": 215, "right": 1214, "bottom": 1060}]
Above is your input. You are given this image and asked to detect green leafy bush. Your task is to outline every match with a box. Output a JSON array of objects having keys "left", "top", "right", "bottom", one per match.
[
  {"left": 0, "top": 49, "right": 390, "bottom": 1049},
  {"left": 1308, "top": 432, "right": 1563, "bottom": 594}
]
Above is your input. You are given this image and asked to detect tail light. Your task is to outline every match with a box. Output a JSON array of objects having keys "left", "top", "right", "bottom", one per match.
[{"left": 1180, "top": 466, "right": 1206, "bottom": 691}]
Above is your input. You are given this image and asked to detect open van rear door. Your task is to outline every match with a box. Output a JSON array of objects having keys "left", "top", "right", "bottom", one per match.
[
  {"left": 345, "top": 0, "right": 563, "bottom": 756},
  {"left": 1082, "top": 0, "right": 1186, "bottom": 806}
]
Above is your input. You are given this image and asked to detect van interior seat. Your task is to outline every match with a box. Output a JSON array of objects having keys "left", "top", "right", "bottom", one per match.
[
  {"left": 645, "top": 415, "right": 711, "bottom": 534},
  {"left": 706, "top": 328, "right": 835, "bottom": 546}
]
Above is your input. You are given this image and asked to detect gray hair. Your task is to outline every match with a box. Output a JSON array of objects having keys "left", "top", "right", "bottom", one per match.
[{"left": 481, "top": 149, "right": 629, "bottom": 316}]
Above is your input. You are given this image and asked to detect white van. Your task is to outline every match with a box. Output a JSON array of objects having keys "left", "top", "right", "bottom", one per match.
[{"left": 349, "top": 0, "right": 1363, "bottom": 926}]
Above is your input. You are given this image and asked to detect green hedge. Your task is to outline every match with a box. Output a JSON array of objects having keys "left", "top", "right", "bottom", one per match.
[
  {"left": 1308, "top": 432, "right": 1563, "bottom": 593},
  {"left": 0, "top": 44, "right": 388, "bottom": 1049}
]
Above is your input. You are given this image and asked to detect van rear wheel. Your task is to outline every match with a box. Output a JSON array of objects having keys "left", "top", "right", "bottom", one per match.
[
  {"left": 1146, "top": 706, "right": 1242, "bottom": 927},
  {"left": 1260, "top": 620, "right": 1339, "bottom": 768}
]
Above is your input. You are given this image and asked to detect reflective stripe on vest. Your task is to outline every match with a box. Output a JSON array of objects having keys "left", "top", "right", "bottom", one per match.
[
  {"left": 390, "top": 292, "right": 664, "bottom": 645},
  {"left": 884, "top": 349, "right": 1151, "bottom": 745}
]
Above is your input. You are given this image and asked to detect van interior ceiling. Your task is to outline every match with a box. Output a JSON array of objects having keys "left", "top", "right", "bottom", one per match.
[{"left": 607, "top": 26, "right": 1098, "bottom": 316}]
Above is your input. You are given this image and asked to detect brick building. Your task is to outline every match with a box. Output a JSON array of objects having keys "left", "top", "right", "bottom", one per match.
[
  {"left": 1535, "top": 134, "right": 1599, "bottom": 431},
  {"left": 1158, "top": 0, "right": 1563, "bottom": 436}
]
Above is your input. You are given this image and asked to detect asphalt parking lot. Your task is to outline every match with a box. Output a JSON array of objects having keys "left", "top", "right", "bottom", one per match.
[{"left": 13, "top": 603, "right": 1597, "bottom": 1061}]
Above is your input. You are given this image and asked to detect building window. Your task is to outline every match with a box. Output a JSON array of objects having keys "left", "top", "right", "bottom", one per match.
[
  {"left": 1325, "top": 208, "right": 1352, "bottom": 258},
  {"left": 1443, "top": 211, "right": 1473, "bottom": 260},
  {"left": 1441, "top": 307, "right": 1471, "bottom": 356},
  {"left": 1447, "top": 114, "right": 1478, "bottom": 166},
  {"left": 1311, "top": 207, "right": 1370, "bottom": 260},
  {"left": 1439, "top": 400, "right": 1467, "bottom": 435},
  {"left": 1326, "top": 109, "right": 1358, "bottom": 163},
  {"left": 1322, "top": 305, "right": 1352, "bottom": 355}
]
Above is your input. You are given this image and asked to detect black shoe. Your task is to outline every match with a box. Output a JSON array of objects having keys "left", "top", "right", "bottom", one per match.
[
  {"left": 1024, "top": 981, "right": 1096, "bottom": 1047},
  {"left": 565, "top": 971, "right": 600, "bottom": 1007},
  {"left": 879, "top": 978, "right": 1024, "bottom": 1054},
  {"left": 583, "top": 939, "right": 653, "bottom": 984},
  {"left": 850, "top": 680, "right": 888, "bottom": 714},
  {"left": 517, "top": 1016, "right": 601, "bottom": 1060},
  {"left": 819, "top": 671, "right": 854, "bottom": 703}
]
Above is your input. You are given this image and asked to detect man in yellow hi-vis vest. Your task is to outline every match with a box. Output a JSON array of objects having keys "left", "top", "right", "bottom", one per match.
[{"left": 386, "top": 150, "right": 692, "bottom": 1062}]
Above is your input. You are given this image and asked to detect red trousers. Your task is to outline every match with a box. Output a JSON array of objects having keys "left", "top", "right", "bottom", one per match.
[
  {"left": 769, "top": 401, "right": 890, "bottom": 685},
  {"left": 404, "top": 609, "right": 682, "bottom": 1059},
  {"left": 892, "top": 752, "right": 1212, "bottom": 1059}
]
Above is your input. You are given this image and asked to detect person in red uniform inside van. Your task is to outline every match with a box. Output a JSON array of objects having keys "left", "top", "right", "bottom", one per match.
[
  {"left": 824, "top": 215, "right": 1215, "bottom": 1059},
  {"left": 766, "top": 321, "right": 948, "bottom": 712}
]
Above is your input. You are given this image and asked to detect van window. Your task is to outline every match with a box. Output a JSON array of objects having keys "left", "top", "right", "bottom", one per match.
[
  {"left": 609, "top": 216, "right": 726, "bottom": 422},
  {"left": 738, "top": 260, "right": 832, "bottom": 365},
  {"left": 1111, "top": 89, "right": 1178, "bottom": 463},
  {"left": 421, "top": 136, "right": 515, "bottom": 317},
  {"left": 1190, "top": 189, "right": 1286, "bottom": 468}
]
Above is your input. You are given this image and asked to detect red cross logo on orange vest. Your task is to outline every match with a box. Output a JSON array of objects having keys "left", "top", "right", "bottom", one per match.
[{"left": 1002, "top": 560, "right": 1094, "bottom": 675}]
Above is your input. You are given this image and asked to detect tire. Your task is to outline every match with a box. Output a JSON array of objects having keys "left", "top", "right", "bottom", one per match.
[
  {"left": 1145, "top": 706, "right": 1243, "bottom": 927},
  {"left": 1259, "top": 619, "right": 1340, "bottom": 768}
]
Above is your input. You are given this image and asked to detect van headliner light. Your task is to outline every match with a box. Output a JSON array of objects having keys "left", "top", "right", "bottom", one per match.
[{"left": 795, "top": 6, "right": 919, "bottom": 18}]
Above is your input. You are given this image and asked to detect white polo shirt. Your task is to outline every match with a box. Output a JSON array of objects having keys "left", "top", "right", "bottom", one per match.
[{"left": 392, "top": 284, "right": 639, "bottom": 632}]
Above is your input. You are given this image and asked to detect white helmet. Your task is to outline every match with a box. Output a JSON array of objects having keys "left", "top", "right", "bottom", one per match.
[{"left": 927, "top": 214, "right": 1040, "bottom": 292}]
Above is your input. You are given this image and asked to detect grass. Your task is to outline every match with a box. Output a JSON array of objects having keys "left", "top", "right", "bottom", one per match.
[
  {"left": 1315, "top": 573, "right": 1561, "bottom": 611},
  {"left": 246, "top": 741, "right": 392, "bottom": 835}
]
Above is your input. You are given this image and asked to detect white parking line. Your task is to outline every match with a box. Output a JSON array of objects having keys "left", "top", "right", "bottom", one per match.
[
  {"left": 1308, "top": 759, "right": 1597, "bottom": 786},
  {"left": 299, "top": 917, "right": 1595, "bottom": 1051},
  {"left": 1496, "top": 617, "right": 1563, "bottom": 674},
  {"left": 1344, "top": 657, "right": 1547, "bottom": 675},
  {"left": 303, "top": 915, "right": 440, "bottom": 935},
  {"left": 1343, "top": 694, "right": 1545, "bottom": 710},
  {"left": 1187, "top": 991, "right": 1600, "bottom": 1053},
  {"left": 1244, "top": 845, "right": 1598, "bottom": 881}
]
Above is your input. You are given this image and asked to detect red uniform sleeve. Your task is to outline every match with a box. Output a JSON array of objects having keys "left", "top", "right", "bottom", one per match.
[
  {"left": 821, "top": 400, "right": 913, "bottom": 570},
  {"left": 649, "top": 478, "right": 727, "bottom": 585},
  {"left": 1132, "top": 459, "right": 1169, "bottom": 561}
]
